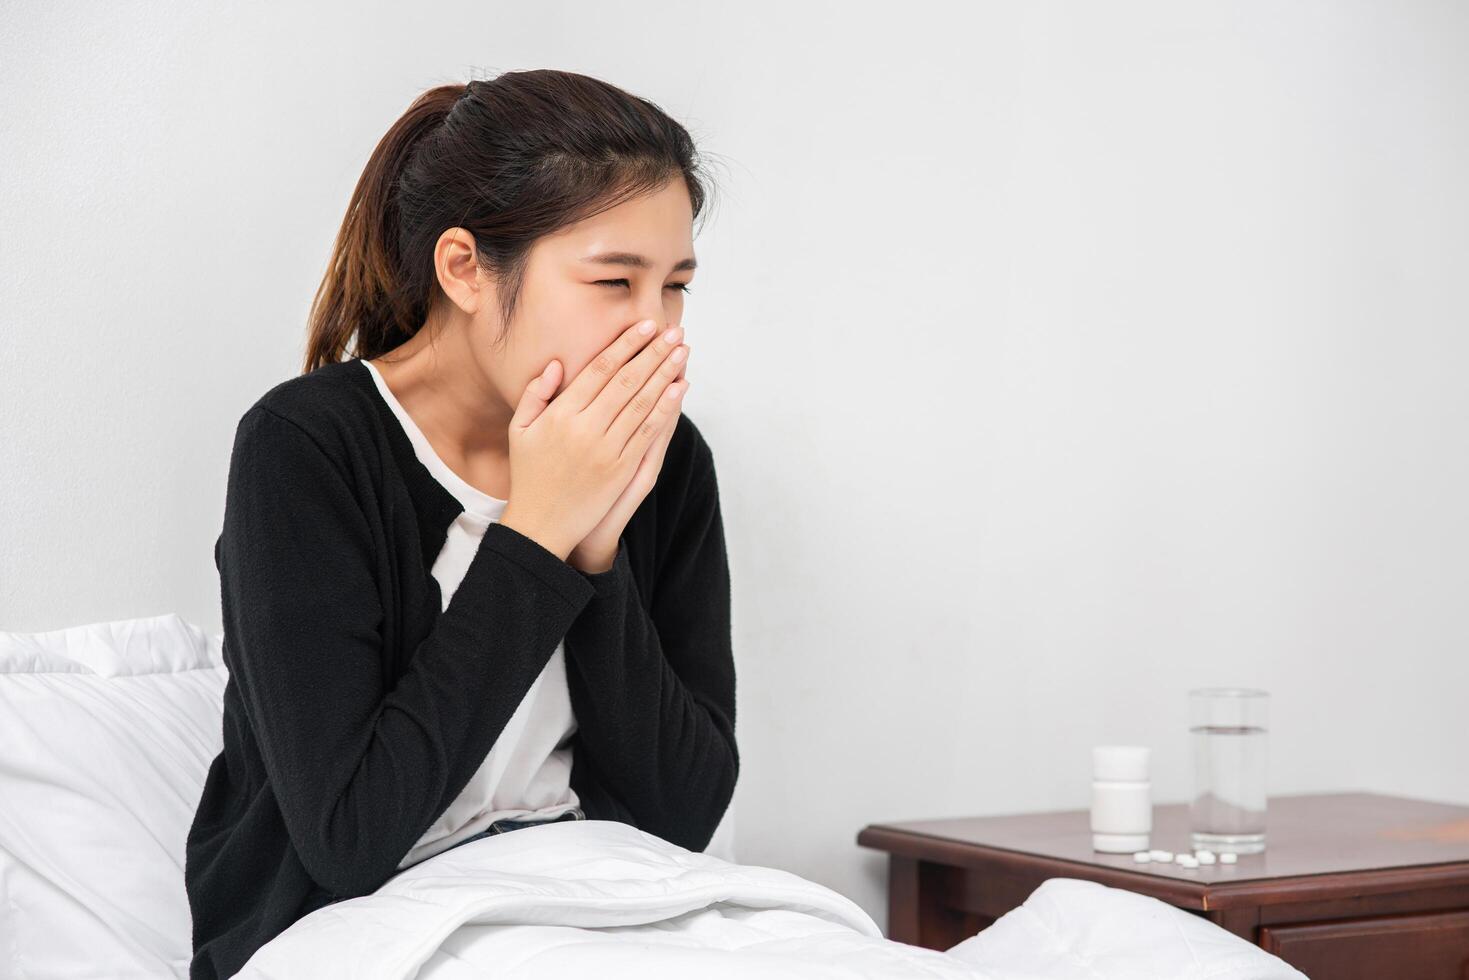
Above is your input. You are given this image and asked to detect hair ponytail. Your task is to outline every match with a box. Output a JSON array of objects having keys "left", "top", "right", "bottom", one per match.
[
  {"left": 302, "top": 83, "right": 466, "bottom": 374},
  {"left": 301, "top": 71, "right": 717, "bottom": 375}
]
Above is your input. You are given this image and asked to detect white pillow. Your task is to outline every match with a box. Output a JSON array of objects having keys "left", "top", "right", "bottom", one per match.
[
  {"left": 0, "top": 613, "right": 226, "bottom": 980},
  {"left": 0, "top": 612, "right": 739, "bottom": 979}
]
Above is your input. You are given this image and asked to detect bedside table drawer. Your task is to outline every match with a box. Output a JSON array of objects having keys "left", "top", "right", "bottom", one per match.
[{"left": 1260, "top": 909, "right": 1469, "bottom": 980}]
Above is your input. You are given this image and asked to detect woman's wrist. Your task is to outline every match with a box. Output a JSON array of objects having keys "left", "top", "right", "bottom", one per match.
[
  {"left": 498, "top": 505, "right": 574, "bottom": 563},
  {"left": 568, "top": 540, "right": 617, "bottom": 575}
]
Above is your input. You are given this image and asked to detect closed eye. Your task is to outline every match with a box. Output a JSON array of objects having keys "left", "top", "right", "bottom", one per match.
[{"left": 595, "top": 279, "right": 692, "bottom": 294}]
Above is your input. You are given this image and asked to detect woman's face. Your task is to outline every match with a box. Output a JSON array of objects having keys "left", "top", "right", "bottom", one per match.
[{"left": 492, "top": 180, "right": 696, "bottom": 403}]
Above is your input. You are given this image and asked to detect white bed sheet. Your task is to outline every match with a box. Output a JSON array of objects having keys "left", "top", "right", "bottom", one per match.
[{"left": 236, "top": 817, "right": 1307, "bottom": 980}]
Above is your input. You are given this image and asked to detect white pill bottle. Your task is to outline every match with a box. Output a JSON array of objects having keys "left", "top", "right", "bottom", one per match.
[{"left": 1090, "top": 745, "right": 1152, "bottom": 853}]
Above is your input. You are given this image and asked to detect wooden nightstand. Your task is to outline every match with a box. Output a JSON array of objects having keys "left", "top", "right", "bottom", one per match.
[{"left": 857, "top": 791, "right": 1469, "bottom": 979}]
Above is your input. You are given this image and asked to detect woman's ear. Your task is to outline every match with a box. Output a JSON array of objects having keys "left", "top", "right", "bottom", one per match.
[{"left": 432, "top": 227, "right": 486, "bottom": 315}]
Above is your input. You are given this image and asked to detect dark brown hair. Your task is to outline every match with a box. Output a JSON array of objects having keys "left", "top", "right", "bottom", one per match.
[{"left": 302, "top": 69, "right": 718, "bottom": 374}]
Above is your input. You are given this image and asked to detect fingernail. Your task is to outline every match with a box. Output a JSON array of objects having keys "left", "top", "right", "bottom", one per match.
[
  {"left": 663, "top": 327, "right": 680, "bottom": 343},
  {"left": 638, "top": 320, "right": 655, "bottom": 335}
]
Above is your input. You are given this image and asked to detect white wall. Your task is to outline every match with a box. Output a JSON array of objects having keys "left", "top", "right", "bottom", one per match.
[{"left": 3, "top": 0, "right": 1466, "bottom": 935}]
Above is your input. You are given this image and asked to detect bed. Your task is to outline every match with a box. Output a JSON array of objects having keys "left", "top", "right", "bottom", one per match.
[{"left": 0, "top": 614, "right": 1308, "bottom": 978}]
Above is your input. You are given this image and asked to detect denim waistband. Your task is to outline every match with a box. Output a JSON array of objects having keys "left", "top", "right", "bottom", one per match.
[
  {"left": 466, "top": 805, "right": 585, "bottom": 842},
  {"left": 489, "top": 805, "right": 585, "bottom": 833}
]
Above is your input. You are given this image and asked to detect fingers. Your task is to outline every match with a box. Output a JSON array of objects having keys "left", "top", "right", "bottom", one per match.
[
  {"left": 555, "top": 318, "right": 662, "bottom": 415},
  {"left": 510, "top": 359, "right": 562, "bottom": 431},
  {"left": 585, "top": 322, "right": 686, "bottom": 434},
  {"left": 631, "top": 393, "right": 681, "bottom": 474},
  {"left": 572, "top": 320, "right": 687, "bottom": 431},
  {"left": 610, "top": 340, "right": 688, "bottom": 460}
]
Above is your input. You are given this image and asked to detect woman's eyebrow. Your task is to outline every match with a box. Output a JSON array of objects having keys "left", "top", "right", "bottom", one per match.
[{"left": 580, "top": 251, "right": 697, "bottom": 272}]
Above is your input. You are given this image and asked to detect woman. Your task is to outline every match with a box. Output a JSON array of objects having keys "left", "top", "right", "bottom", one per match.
[{"left": 184, "top": 69, "right": 738, "bottom": 980}]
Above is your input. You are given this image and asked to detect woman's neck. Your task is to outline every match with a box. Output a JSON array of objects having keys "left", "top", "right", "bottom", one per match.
[{"left": 368, "top": 320, "right": 515, "bottom": 499}]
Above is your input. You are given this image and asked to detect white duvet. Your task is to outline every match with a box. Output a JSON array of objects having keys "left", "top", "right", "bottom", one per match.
[{"left": 236, "top": 818, "right": 1306, "bottom": 980}]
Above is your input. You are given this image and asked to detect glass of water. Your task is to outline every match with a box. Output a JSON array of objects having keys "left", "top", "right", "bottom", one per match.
[{"left": 1189, "top": 687, "right": 1269, "bottom": 854}]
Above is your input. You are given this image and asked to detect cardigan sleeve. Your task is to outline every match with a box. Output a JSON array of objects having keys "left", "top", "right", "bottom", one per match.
[
  {"left": 561, "top": 445, "right": 739, "bottom": 852},
  {"left": 218, "top": 406, "right": 596, "bottom": 898}
]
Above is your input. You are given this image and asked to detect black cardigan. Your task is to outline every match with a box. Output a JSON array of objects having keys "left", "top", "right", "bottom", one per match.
[{"left": 184, "top": 358, "right": 738, "bottom": 980}]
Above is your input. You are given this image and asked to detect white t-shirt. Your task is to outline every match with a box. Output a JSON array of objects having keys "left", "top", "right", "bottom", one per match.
[{"left": 360, "top": 359, "right": 581, "bottom": 871}]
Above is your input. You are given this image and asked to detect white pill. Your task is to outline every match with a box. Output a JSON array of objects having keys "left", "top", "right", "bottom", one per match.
[
  {"left": 1219, "top": 852, "right": 1238, "bottom": 864},
  {"left": 1178, "top": 855, "right": 1199, "bottom": 868},
  {"left": 1195, "top": 851, "right": 1217, "bottom": 864},
  {"left": 1149, "top": 850, "right": 1173, "bottom": 862},
  {"left": 1133, "top": 851, "right": 1152, "bottom": 863},
  {"left": 1174, "top": 853, "right": 1190, "bottom": 864}
]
